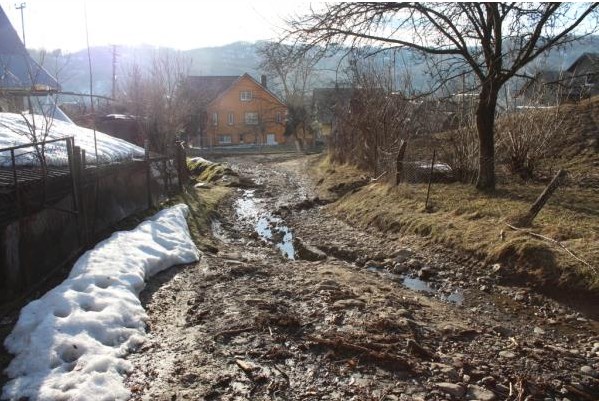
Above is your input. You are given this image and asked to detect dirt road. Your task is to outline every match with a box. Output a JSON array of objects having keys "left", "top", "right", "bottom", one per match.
[{"left": 126, "top": 154, "right": 598, "bottom": 401}]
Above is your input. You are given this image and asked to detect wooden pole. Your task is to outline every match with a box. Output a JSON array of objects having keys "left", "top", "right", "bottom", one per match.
[
  {"left": 425, "top": 149, "right": 436, "bottom": 211},
  {"left": 519, "top": 169, "right": 566, "bottom": 226},
  {"left": 395, "top": 140, "right": 408, "bottom": 185}
]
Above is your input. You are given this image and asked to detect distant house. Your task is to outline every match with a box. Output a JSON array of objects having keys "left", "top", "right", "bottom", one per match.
[
  {"left": 311, "top": 87, "right": 354, "bottom": 141},
  {"left": 185, "top": 73, "right": 287, "bottom": 147},
  {"left": 515, "top": 53, "right": 599, "bottom": 106},
  {"left": 566, "top": 52, "right": 599, "bottom": 99},
  {"left": 514, "top": 70, "right": 572, "bottom": 106},
  {"left": 0, "top": 6, "right": 61, "bottom": 115}
]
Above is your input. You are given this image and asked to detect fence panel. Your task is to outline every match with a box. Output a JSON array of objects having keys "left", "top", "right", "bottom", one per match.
[{"left": 0, "top": 138, "right": 184, "bottom": 302}]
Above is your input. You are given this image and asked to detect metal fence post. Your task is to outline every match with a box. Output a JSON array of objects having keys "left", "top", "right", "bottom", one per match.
[
  {"left": 425, "top": 149, "right": 436, "bottom": 211},
  {"left": 145, "top": 140, "right": 152, "bottom": 208}
]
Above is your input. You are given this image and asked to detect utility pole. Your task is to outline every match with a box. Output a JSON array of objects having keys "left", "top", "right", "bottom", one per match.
[
  {"left": 15, "top": 2, "right": 26, "bottom": 47},
  {"left": 111, "top": 45, "right": 118, "bottom": 99}
]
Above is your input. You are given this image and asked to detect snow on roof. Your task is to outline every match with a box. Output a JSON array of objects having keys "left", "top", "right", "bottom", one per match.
[
  {"left": 0, "top": 112, "right": 144, "bottom": 167},
  {"left": 2, "top": 204, "right": 200, "bottom": 401}
]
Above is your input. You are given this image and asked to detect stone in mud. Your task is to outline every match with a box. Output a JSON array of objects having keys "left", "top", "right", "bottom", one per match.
[
  {"left": 418, "top": 267, "right": 434, "bottom": 280},
  {"left": 391, "top": 262, "right": 409, "bottom": 274},
  {"left": 393, "top": 249, "right": 414, "bottom": 263},
  {"left": 406, "top": 258, "right": 423, "bottom": 269},
  {"left": 332, "top": 299, "right": 366, "bottom": 309},
  {"left": 466, "top": 385, "right": 497, "bottom": 400},
  {"left": 365, "top": 260, "right": 381, "bottom": 269},
  {"left": 498, "top": 350, "right": 517, "bottom": 359},
  {"left": 294, "top": 238, "right": 327, "bottom": 261},
  {"left": 580, "top": 365, "right": 597, "bottom": 378},
  {"left": 436, "top": 383, "right": 465, "bottom": 398}
]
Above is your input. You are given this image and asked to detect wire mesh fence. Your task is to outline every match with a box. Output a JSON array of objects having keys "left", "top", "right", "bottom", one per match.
[
  {"left": 371, "top": 141, "right": 457, "bottom": 210},
  {"left": 375, "top": 143, "right": 454, "bottom": 185}
]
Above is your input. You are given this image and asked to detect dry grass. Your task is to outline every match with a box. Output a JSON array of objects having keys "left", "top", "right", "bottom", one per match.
[{"left": 314, "top": 156, "right": 599, "bottom": 291}]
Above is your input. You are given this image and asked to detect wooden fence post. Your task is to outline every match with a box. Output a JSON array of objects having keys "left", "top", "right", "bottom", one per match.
[
  {"left": 176, "top": 142, "right": 188, "bottom": 190},
  {"left": 425, "top": 149, "right": 436, "bottom": 211},
  {"left": 395, "top": 140, "right": 408, "bottom": 185},
  {"left": 519, "top": 169, "right": 566, "bottom": 226}
]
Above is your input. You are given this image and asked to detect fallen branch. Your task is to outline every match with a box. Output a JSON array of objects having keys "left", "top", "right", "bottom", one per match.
[
  {"left": 506, "top": 224, "right": 597, "bottom": 275},
  {"left": 306, "top": 335, "right": 413, "bottom": 371},
  {"left": 213, "top": 326, "right": 253, "bottom": 340}
]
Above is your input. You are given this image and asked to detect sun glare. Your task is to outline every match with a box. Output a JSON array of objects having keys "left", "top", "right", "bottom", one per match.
[{"left": 0, "top": 0, "right": 301, "bottom": 51}]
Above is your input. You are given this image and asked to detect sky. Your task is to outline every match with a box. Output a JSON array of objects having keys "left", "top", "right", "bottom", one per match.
[{"left": 0, "top": 0, "right": 310, "bottom": 52}]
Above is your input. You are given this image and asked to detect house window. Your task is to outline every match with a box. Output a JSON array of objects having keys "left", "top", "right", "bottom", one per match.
[
  {"left": 240, "top": 91, "right": 252, "bottom": 101},
  {"left": 212, "top": 112, "right": 218, "bottom": 126},
  {"left": 239, "top": 133, "right": 244, "bottom": 143},
  {"left": 276, "top": 111, "right": 282, "bottom": 123},
  {"left": 218, "top": 135, "right": 231, "bottom": 144},
  {"left": 227, "top": 112, "right": 234, "bottom": 125},
  {"left": 245, "top": 112, "right": 258, "bottom": 125}
]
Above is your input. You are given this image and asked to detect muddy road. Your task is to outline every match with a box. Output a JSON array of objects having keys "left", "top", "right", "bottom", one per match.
[{"left": 126, "top": 154, "right": 598, "bottom": 401}]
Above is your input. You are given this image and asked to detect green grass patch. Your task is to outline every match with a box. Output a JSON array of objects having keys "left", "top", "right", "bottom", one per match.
[{"left": 187, "top": 157, "right": 237, "bottom": 183}]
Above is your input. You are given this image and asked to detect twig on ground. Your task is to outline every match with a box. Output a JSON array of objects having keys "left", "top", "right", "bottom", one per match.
[
  {"left": 306, "top": 335, "right": 413, "bottom": 371},
  {"left": 213, "top": 326, "right": 253, "bottom": 339},
  {"left": 506, "top": 223, "right": 597, "bottom": 275}
]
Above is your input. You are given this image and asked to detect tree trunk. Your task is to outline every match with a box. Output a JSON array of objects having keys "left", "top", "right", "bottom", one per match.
[{"left": 475, "top": 83, "right": 500, "bottom": 191}]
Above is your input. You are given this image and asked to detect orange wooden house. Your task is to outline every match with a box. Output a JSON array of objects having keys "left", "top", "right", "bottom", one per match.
[{"left": 187, "top": 73, "right": 287, "bottom": 147}]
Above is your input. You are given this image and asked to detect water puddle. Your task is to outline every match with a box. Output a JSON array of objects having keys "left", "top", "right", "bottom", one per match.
[
  {"left": 402, "top": 276, "right": 464, "bottom": 305},
  {"left": 367, "top": 266, "right": 464, "bottom": 305},
  {"left": 235, "top": 190, "right": 296, "bottom": 260}
]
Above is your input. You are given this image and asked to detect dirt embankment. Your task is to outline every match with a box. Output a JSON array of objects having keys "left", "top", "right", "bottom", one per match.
[{"left": 309, "top": 155, "right": 599, "bottom": 297}]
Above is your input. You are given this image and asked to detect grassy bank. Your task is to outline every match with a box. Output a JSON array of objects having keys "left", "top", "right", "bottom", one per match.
[{"left": 313, "top": 156, "right": 599, "bottom": 292}]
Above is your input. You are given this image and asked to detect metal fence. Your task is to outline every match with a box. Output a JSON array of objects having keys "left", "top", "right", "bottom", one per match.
[
  {"left": 375, "top": 143, "right": 453, "bottom": 186},
  {"left": 0, "top": 138, "right": 186, "bottom": 301}
]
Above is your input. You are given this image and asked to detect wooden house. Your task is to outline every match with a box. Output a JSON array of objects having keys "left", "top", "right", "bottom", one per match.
[{"left": 185, "top": 73, "right": 287, "bottom": 147}]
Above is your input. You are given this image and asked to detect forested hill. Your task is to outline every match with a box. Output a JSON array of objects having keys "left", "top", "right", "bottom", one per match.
[{"left": 29, "top": 35, "right": 599, "bottom": 99}]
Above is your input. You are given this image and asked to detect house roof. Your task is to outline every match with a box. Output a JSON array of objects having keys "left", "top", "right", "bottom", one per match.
[
  {"left": 514, "top": 70, "right": 570, "bottom": 97},
  {"left": 185, "top": 75, "right": 239, "bottom": 104},
  {"left": 566, "top": 52, "right": 599, "bottom": 73},
  {"left": 0, "top": 6, "right": 59, "bottom": 92},
  {"left": 186, "top": 73, "right": 286, "bottom": 108}
]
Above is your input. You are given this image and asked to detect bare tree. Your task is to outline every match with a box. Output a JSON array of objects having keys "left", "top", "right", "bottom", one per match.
[
  {"left": 258, "top": 42, "right": 319, "bottom": 150},
  {"left": 328, "top": 54, "right": 426, "bottom": 178},
  {"left": 286, "top": 2, "right": 598, "bottom": 190},
  {"left": 119, "top": 50, "right": 192, "bottom": 153}
]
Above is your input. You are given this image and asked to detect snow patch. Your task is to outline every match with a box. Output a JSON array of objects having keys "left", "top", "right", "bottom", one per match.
[
  {"left": 0, "top": 112, "right": 144, "bottom": 166},
  {"left": 2, "top": 204, "right": 199, "bottom": 401}
]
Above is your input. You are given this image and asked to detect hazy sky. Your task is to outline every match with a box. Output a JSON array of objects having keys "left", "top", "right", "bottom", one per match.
[{"left": 0, "top": 0, "right": 309, "bottom": 52}]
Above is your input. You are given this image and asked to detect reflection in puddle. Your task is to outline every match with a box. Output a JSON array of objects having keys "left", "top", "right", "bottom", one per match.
[
  {"left": 235, "top": 190, "right": 295, "bottom": 260},
  {"left": 367, "top": 266, "right": 464, "bottom": 305},
  {"left": 402, "top": 276, "right": 464, "bottom": 305},
  {"left": 402, "top": 277, "right": 436, "bottom": 294}
]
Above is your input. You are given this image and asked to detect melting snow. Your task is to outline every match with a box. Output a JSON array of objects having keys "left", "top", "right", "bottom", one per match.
[
  {"left": 2, "top": 204, "right": 199, "bottom": 401},
  {"left": 0, "top": 112, "right": 144, "bottom": 166}
]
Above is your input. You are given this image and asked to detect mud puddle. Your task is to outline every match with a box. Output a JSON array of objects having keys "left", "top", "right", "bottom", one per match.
[
  {"left": 234, "top": 189, "right": 296, "bottom": 259},
  {"left": 367, "top": 266, "right": 464, "bottom": 305}
]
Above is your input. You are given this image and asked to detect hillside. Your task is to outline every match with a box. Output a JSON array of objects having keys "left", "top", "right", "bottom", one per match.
[{"left": 30, "top": 35, "right": 599, "bottom": 100}]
